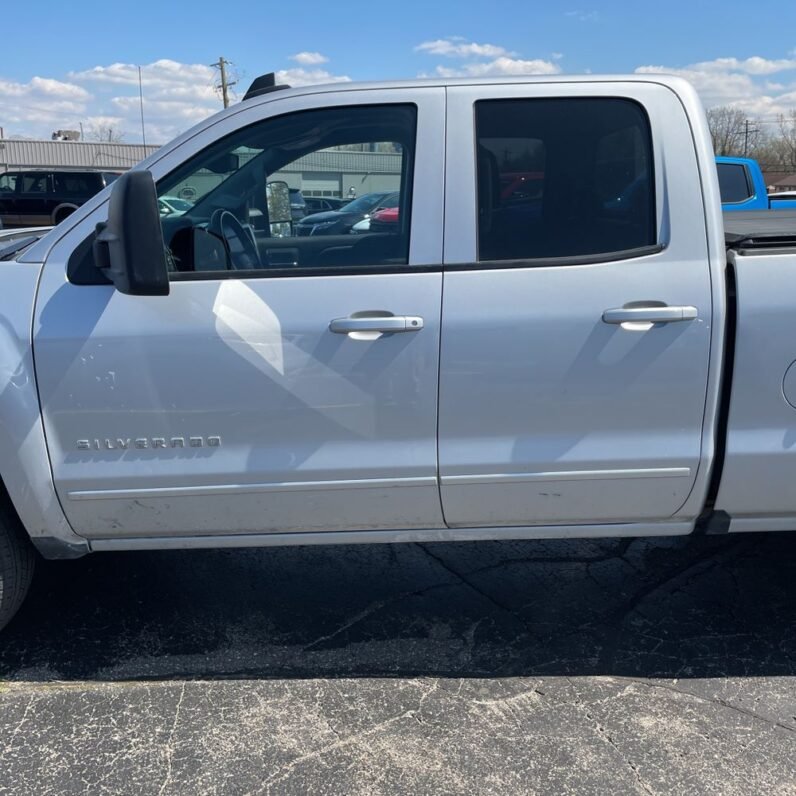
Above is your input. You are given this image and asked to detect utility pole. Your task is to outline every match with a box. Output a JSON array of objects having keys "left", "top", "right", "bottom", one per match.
[
  {"left": 742, "top": 119, "right": 759, "bottom": 157},
  {"left": 210, "top": 57, "right": 236, "bottom": 108},
  {"left": 138, "top": 66, "right": 147, "bottom": 147}
]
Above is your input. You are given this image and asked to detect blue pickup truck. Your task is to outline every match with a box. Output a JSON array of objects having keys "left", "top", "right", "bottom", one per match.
[{"left": 717, "top": 156, "right": 796, "bottom": 211}]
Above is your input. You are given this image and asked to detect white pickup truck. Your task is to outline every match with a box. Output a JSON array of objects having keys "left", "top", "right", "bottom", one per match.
[{"left": 1, "top": 72, "right": 795, "bottom": 630}]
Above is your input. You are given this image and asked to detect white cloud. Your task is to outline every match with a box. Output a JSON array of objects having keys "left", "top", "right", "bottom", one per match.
[
  {"left": 416, "top": 38, "right": 560, "bottom": 79},
  {"left": 565, "top": 10, "right": 598, "bottom": 22},
  {"left": 0, "top": 76, "right": 92, "bottom": 135},
  {"left": 636, "top": 56, "right": 796, "bottom": 116},
  {"left": 0, "top": 57, "right": 351, "bottom": 143},
  {"left": 435, "top": 57, "right": 561, "bottom": 78},
  {"left": 0, "top": 75, "right": 90, "bottom": 103},
  {"left": 687, "top": 56, "right": 796, "bottom": 76},
  {"left": 0, "top": 59, "right": 232, "bottom": 141},
  {"left": 112, "top": 96, "right": 216, "bottom": 123},
  {"left": 416, "top": 39, "right": 515, "bottom": 58},
  {"left": 275, "top": 68, "right": 351, "bottom": 87},
  {"left": 69, "top": 60, "right": 216, "bottom": 89},
  {"left": 289, "top": 52, "right": 329, "bottom": 66}
]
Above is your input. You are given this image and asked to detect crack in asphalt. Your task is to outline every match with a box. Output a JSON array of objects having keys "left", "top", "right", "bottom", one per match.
[
  {"left": 302, "top": 600, "right": 390, "bottom": 652},
  {"left": 618, "top": 677, "right": 796, "bottom": 734},
  {"left": 157, "top": 681, "right": 186, "bottom": 796},
  {"left": 261, "top": 708, "right": 418, "bottom": 795},
  {"left": 564, "top": 677, "right": 656, "bottom": 796},
  {"left": 462, "top": 538, "right": 637, "bottom": 578},
  {"left": 594, "top": 538, "right": 751, "bottom": 671},
  {"left": 414, "top": 543, "right": 528, "bottom": 625}
]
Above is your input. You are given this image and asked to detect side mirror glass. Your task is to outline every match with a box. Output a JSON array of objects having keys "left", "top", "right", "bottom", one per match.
[
  {"left": 93, "top": 170, "right": 169, "bottom": 296},
  {"left": 266, "top": 180, "right": 293, "bottom": 225}
]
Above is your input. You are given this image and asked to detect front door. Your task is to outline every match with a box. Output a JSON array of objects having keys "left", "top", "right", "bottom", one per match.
[
  {"left": 34, "top": 89, "right": 446, "bottom": 539},
  {"left": 438, "top": 83, "right": 715, "bottom": 528},
  {"left": 16, "top": 171, "right": 53, "bottom": 226}
]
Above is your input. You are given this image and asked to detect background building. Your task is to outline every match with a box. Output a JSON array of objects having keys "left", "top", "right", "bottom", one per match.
[
  {"left": 0, "top": 139, "right": 403, "bottom": 200},
  {"left": 0, "top": 139, "right": 158, "bottom": 173}
]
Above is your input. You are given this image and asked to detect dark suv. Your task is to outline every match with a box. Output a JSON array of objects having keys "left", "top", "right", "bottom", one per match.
[{"left": 0, "top": 170, "right": 120, "bottom": 227}]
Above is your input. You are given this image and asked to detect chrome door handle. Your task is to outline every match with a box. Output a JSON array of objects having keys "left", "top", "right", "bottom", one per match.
[
  {"left": 329, "top": 315, "right": 424, "bottom": 334},
  {"left": 602, "top": 306, "right": 698, "bottom": 324}
]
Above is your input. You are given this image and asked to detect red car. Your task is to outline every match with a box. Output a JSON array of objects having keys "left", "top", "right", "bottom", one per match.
[
  {"left": 500, "top": 171, "right": 544, "bottom": 203},
  {"left": 350, "top": 203, "right": 400, "bottom": 234},
  {"left": 369, "top": 206, "right": 399, "bottom": 231}
]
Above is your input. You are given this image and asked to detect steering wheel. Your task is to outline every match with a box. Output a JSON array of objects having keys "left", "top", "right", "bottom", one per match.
[{"left": 208, "top": 209, "right": 261, "bottom": 270}]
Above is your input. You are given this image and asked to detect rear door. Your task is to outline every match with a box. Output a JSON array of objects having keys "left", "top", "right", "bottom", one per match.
[
  {"left": 439, "top": 82, "right": 714, "bottom": 528},
  {"left": 34, "top": 88, "right": 446, "bottom": 540}
]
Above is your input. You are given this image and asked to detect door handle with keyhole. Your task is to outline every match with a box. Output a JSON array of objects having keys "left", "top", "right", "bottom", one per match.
[
  {"left": 602, "top": 305, "right": 698, "bottom": 324},
  {"left": 329, "top": 314, "right": 424, "bottom": 334}
]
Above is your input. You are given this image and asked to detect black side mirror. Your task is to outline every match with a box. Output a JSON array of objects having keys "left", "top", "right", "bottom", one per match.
[{"left": 93, "top": 170, "right": 169, "bottom": 296}]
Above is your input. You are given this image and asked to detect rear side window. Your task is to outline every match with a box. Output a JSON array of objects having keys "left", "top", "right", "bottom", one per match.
[
  {"left": 54, "top": 173, "right": 97, "bottom": 194},
  {"left": 475, "top": 97, "right": 656, "bottom": 262},
  {"left": 717, "top": 163, "right": 752, "bottom": 204}
]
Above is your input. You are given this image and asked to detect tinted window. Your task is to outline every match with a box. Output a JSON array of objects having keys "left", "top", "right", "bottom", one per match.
[
  {"left": 0, "top": 173, "right": 18, "bottom": 192},
  {"left": 156, "top": 104, "right": 416, "bottom": 276},
  {"left": 717, "top": 163, "right": 752, "bottom": 204},
  {"left": 54, "top": 173, "right": 97, "bottom": 194},
  {"left": 476, "top": 98, "right": 655, "bottom": 262},
  {"left": 21, "top": 173, "right": 50, "bottom": 194}
]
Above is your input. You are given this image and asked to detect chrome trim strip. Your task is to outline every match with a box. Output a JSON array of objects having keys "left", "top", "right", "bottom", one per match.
[
  {"left": 88, "top": 520, "right": 695, "bottom": 551},
  {"left": 727, "top": 516, "right": 796, "bottom": 534},
  {"left": 67, "top": 475, "right": 437, "bottom": 501},
  {"left": 441, "top": 467, "right": 691, "bottom": 486}
]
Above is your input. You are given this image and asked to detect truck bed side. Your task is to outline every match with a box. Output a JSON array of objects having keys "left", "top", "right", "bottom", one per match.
[{"left": 715, "top": 211, "right": 796, "bottom": 531}]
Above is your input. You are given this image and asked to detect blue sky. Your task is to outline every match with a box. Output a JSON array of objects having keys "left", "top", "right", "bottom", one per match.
[{"left": 1, "top": 0, "right": 795, "bottom": 142}]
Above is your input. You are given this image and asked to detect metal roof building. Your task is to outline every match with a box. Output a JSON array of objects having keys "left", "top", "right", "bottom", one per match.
[
  {"left": 0, "top": 139, "right": 159, "bottom": 172},
  {"left": 0, "top": 139, "right": 403, "bottom": 199}
]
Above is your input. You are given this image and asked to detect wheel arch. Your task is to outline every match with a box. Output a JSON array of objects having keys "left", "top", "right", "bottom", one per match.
[
  {"left": 51, "top": 203, "right": 79, "bottom": 224},
  {"left": 0, "top": 262, "right": 89, "bottom": 560}
]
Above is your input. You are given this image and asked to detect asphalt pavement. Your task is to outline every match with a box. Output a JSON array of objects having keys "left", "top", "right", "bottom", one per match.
[{"left": 0, "top": 531, "right": 795, "bottom": 794}]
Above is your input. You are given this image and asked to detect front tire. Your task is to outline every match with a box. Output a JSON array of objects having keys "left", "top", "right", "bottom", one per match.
[{"left": 0, "top": 501, "right": 35, "bottom": 632}]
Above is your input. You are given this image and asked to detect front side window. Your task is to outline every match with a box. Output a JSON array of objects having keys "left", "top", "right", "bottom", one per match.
[
  {"left": 156, "top": 104, "right": 416, "bottom": 276},
  {"left": 475, "top": 97, "right": 656, "bottom": 262},
  {"left": 717, "top": 163, "right": 753, "bottom": 204},
  {"left": 0, "top": 173, "right": 18, "bottom": 192}
]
